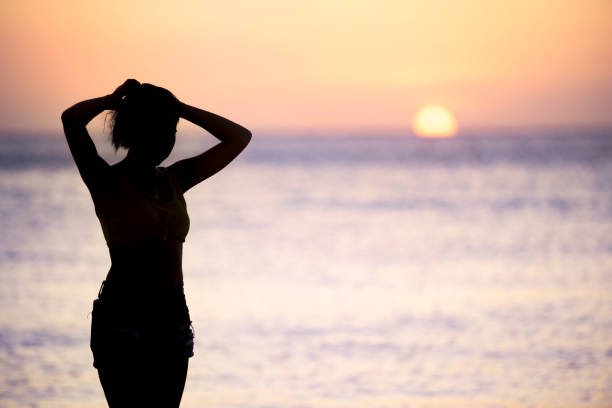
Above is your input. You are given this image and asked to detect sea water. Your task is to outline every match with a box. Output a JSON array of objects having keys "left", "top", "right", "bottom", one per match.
[{"left": 1, "top": 130, "right": 611, "bottom": 407}]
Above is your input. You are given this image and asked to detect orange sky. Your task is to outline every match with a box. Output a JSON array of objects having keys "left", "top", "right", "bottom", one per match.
[{"left": 1, "top": 0, "right": 611, "bottom": 135}]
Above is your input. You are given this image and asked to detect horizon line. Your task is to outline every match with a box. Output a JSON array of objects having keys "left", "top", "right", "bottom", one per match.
[{"left": 1, "top": 122, "right": 612, "bottom": 139}]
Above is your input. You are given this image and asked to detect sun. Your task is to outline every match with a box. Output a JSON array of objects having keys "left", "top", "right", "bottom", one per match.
[{"left": 412, "top": 105, "right": 458, "bottom": 138}]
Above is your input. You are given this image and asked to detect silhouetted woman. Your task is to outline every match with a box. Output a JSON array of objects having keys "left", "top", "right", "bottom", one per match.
[{"left": 61, "top": 79, "right": 251, "bottom": 407}]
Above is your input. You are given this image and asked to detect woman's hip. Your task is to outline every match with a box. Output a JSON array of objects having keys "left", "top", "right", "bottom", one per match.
[{"left": 90, "top": 280, "right": 194, "bottom": 368}]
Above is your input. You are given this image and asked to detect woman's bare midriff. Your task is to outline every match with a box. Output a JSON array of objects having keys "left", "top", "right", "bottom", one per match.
[{"left": 105, "top": 238, "right": 184, "bottom": 287}]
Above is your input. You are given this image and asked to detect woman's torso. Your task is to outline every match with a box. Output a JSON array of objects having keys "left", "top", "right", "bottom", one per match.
[{"left": 92, "top": 163, "right": 190, "bottom": 287}]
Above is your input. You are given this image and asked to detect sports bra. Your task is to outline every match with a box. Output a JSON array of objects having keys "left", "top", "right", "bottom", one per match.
[{"left": 95, "top": 166, "right": 190, "bottom": 246}]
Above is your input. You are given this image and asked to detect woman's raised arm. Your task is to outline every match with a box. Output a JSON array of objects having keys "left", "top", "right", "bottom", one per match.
[
  {"left": 61, "top": 79, "right": 139, "bottom": 191},
  {"left": 168, "top": 102, "right": 252, "bottom": 193}
]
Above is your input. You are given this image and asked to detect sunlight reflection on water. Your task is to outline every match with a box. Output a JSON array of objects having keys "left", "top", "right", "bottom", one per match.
[{"left": 1, "top": 134, "right": 612, "bottom": 407}]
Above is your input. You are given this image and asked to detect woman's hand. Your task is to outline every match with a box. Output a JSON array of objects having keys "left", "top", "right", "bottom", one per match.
[{"left": 108, "top": 79, "right": 141, "bottom": 109}]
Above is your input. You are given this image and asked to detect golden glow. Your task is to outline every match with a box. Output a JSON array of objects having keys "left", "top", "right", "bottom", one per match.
[
  {"left": 412, "top": 105, "right": 458, "bottom": 138},
  {"left": 0, "top": 1, "right": 611, "bottom": 132}
]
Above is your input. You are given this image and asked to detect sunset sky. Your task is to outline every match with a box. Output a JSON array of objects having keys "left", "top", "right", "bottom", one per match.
[{"left": 1, "top": 0, "right": 611, "bottom": 135}]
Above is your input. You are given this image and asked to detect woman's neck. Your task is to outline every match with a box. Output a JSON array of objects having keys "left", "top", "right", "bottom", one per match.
[{"left": 118, "top": 156, "right": 158, "bottom": 178}]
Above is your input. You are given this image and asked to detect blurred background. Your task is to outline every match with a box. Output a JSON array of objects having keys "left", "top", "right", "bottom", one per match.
[{"left": 1, "top": 1, "right": 611, "bottom": 407}]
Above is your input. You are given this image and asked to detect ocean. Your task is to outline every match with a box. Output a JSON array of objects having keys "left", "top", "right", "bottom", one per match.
[{"left": 1, "top": 129, "right": 611, "bottom": 407}]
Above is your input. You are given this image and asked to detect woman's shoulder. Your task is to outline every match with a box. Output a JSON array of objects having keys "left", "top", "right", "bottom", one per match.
[{"left": 159, "top": 166, "right": 184, "bottom": 196}]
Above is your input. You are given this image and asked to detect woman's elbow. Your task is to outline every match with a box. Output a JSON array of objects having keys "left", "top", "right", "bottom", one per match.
[
  {"left": 61, "top": 109, "right": 72, "bottom": 124},
  {"left": 61, "top": 108, "right": 80, "bottom": 125},
  {"left": 240, "top": 128, "right": 252, "bottom": 145}
]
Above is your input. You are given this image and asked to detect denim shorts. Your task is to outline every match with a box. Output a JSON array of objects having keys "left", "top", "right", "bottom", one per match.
[{"left": 90, "top": 280, "right": 194, "bottom": 369}]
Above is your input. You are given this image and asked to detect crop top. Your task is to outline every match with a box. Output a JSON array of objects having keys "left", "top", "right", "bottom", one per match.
[{"left": 96, "top": 166, "right": 190, "bottom": 246}]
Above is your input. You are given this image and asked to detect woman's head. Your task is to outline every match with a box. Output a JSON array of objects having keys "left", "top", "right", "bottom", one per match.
[{"left": 108, "top": 83, "right": 180, "bottom": 165}]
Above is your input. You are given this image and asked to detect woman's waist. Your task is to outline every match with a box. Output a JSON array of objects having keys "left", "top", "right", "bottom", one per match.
[
  {"left": 107, "top": 244, "right": 184, "bottom": 287},
  {"left": 94, "top": 280, "right": 190, "bottom": 325},
  {"left": 106, "top": 263, "right": 184, "bottom": 288},
  {"left": 108, "top": 255, "right": 183, "bottom": 271},
  {"left": 97, "top": 278, "right": 186, "bottom": 300},
  {"left": 107, "top": 236, "right": 184, "bottom": 253},
  {"left": 108, "top": 238, "right": 182, "bottom": 266}
]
